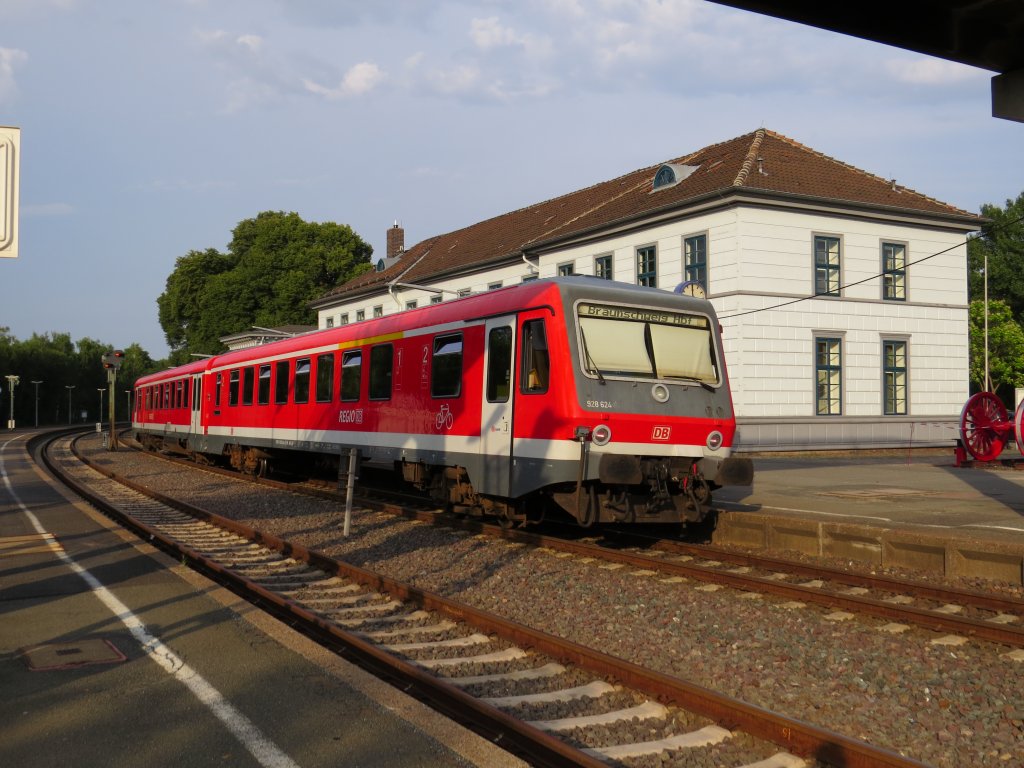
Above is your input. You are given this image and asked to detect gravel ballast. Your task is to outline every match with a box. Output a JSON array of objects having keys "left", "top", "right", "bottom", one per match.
[{"left": 82, "top": 439, "right": 1024, "bottom": 767}]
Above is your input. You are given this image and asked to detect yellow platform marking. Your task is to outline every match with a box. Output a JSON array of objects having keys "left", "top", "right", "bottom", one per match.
[{"left": 0, "top": 533, "right": 63, "bottom": 557}]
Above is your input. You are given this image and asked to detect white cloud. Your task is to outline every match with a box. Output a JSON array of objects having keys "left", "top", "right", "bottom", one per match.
[
  {"left": 304, "top": 61, "right": 385, "bottom": 99},
  {"left": 469, "top": 16, "right": 551, "bottom": 58},
  {"left": 421, "top": 64, "right": 482, "bottom": 96},
  {"left": 20, "top": 202, "right": 74, "bottom": 217},
  {"left": 235, "top": 34, "right": 264, "bottom": 54},
  {"left": 0, "top": 47, "right": 28, "bottom": 103},
  {"left": 886, "top": 57, "right": 983, "bottom": 86}
]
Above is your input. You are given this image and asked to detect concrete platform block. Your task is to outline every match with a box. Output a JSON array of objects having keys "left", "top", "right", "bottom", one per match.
[
  {"left": 950, "top": 546, "right": 1023, "bottom": 585},
  {"left": 767, "top": 520, "right": 822, "bottom": 557},
  {"left": 712, "top": 513, "right": 768, "bottom": 549},
  {"left": 823, "top": 528, "right": 883, "bottom": 566},
  {"left": 882, "top": 537, "right": 946, "bottom": 575}
]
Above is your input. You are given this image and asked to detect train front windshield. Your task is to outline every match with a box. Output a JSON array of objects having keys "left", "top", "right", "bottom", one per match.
[{"left": 576, "top": 302, "right": 719, "bottom": 385}]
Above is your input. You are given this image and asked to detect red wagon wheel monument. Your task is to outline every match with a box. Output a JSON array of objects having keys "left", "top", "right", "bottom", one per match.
[{"left": 958, "top": 392, "right": 1024, "bottom": 462}]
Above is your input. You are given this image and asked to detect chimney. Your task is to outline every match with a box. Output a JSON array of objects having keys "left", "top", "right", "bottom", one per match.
[{"left": 387, "top": 220, "right": 404, "bottom": 259}]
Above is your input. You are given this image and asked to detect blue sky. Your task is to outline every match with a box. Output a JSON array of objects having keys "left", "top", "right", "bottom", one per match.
[{"left": 1, "top": 0, "right": 1020, "bottom": 359}]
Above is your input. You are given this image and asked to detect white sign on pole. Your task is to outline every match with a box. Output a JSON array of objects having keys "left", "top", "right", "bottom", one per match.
[{"left": 1, "top": 126, "right": 21, "bottom": 259}]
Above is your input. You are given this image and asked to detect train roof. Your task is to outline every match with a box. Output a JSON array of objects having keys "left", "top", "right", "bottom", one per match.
[{"left": 135, "top": 278, "right": 716, "bottom": 386}]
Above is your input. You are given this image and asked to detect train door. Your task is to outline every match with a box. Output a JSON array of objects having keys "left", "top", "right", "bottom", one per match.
[
  {"left": 480, "top": 316, "right": 516, "bottom": 496},
  {"left": 188, "top": 374, "right": 203, "bottom": 448}
]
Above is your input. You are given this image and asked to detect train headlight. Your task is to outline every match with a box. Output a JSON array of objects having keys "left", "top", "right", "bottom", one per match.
[
  {"left": 592, "top": 424, "right": 612, "bottom": 446},
  {"left": 706, "top": 430, "right": 724, "bottom": 451}
]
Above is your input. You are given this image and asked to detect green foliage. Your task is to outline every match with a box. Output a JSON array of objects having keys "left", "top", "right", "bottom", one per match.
[
  {"left": 157, "top": 211, "right": 373, "bottom": 363},
  {"left": 967, "top": 190, "right": 1024, "bottom": 318},
  {"left": 0, "top": 328, "right": 160, "bottom": 426},
  {"left": 968, "top": 300, "right": 1024, "bottom": 395}
]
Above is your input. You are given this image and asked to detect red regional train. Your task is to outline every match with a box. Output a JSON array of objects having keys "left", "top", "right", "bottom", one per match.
[{"left": 133, "top": 277, "right": 752, "bottom": 528}]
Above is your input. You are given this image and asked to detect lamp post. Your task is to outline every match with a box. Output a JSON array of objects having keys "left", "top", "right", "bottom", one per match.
[
  {"left": 65, "top": 385, "right": 75, "bottom": 424},
  {"left": 97, "top": 388, "right": 105, "bottom": 423},
  {"left": 31, "top": 380, "right": 43, "bottom": 427},
  {"left": 5, "top": 375, "right": 18, "bottom": 429}
]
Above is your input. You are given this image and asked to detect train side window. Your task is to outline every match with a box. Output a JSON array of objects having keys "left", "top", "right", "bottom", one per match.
[
  {"left": 486, "top": 327, "right": 512, "bottom": 402},
  {"left": 229, "top": 370, "right": 240, "bottom": 406},
  {"left": 163, "top": 383, "right": 170, "bottom": 409},
  {"left": 340, "top": 350, "right": 362, "bottom": 402},
  {"left": 184, "top": 379, "right": 191, "bottom": 409},
  {"left": 145, "top": 387, "right": 151, "bottom": 410},
  {"left": 257, "top": 364, "right": 271, "bottom": 405},
  {"left": 274, "top": 360, "right": 289, "bottom": 404},
  {"left": 316, "top": 353, "right": 335, "bottom": 403},
  {"left": 215, "top": 373, "right": 223, "bottom": 407},
  {"left": 431, "top": 333, "right": 463, "bottom": 398},
  {"left": 192, "top": 378, "right": 201, "bottom": 412},
  {"left": 369, "top": 344, "right": 393, "bottom": 400},
  {"left": 242, "top": 367, "right": 254, "bottom": 405},
  {"left": 520, "top": 319, "right": 550, "bottom": 394},
  {"left": 174, "top": 380, "right": 182, "bottom": 409},
  {"left": 294, "top": 358, "right": 311, "bottom": 403}
]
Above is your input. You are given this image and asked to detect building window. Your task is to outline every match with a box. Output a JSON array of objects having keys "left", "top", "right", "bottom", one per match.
[
  {"left": 488, "top": 281, "right": 503, "bottom": 291},
  {"left": 373, "top": 305, "right": 383, "bottom": 318},
  {"left": 815, "top": 337, "right": 842, "bottom": 415},
  {"left": 594, "top": 254, "right": 613, "bottom": 280},
  {"left": 521, "top": 274, "right": 539, "bottom": 283},
  {"left": 339, "top": 313, "right": 349, "bottom": 325},
  {"left": 356, "top": 310, "right": 365, "bottom": 322},
  {"left": 814, "top": 236, "right": 841, "bottom": 296},
  {"left": 684, "top": 234, "right": 707, "bottom": 291},
  {"left": 882, "top": 242, "right": 907, "bottom": 301},
  {"left": 558, "top": 262, "right": 575, "bottom": 276},
  {"left": 405, "top": 300, "right": 417, "bottom": 310},
  {"left": 457, "top": 288, "right": 472, "bottom": 298},
  {"left": 636, "top": 245, "right": 657, "bottom": 287},
  {"left": 430, "top": 295, "right": 443, "bottom": 304},
  {"left": 883, "top": 340, "right": 908, "bottom": 415},
  {"left": 325, "top": 317, "right": 335, "bottom": 329}
]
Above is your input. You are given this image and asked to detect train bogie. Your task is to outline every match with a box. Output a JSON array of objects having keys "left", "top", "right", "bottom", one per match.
[{"left": 133, "top": 277, "right": 752, "bottom": 528}]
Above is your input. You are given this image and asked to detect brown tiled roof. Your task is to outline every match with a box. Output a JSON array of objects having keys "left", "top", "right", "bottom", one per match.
[{"left": 316, "top": 129, "right": 980, "bottom": 303}]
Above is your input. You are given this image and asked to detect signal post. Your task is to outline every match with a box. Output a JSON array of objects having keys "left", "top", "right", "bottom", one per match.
[{"left": 101, "top": 350, "right": 124, "bottom": 449}]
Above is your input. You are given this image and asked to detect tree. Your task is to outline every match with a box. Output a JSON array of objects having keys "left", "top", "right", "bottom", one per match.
[
  {"left": 968, "top": 299, "right": 1024, "bottom": 399},
  {"left": 0, "top": 329, "right": 161, "bottom": 426},
  {"left": 158, "top": 212, "right": 373, "bottom": 363},
  {"left": 967, "top": 191, "right": 1024, "bottom": 320}
]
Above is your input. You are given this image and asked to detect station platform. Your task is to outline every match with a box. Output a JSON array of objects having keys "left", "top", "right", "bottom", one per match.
[
  {"left": 0, "top": 429, "right": 526, "bottom": 768},
  {"left": 715, "top": 448, "right": 1024, "bottom": 585}
]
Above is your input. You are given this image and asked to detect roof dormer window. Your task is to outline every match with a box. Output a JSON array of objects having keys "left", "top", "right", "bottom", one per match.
[{"left": 652, "top": 163, "right": 698, "bottom": 191}]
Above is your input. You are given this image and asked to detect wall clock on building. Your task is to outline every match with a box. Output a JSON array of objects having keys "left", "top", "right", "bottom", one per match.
[{"left": 675, "top": 281, "right": 706, "bottom": 299}]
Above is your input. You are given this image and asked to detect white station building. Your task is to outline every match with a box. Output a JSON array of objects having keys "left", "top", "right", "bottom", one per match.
[{"left": 311, "top": 129, "right": 983, "bottom": 451}]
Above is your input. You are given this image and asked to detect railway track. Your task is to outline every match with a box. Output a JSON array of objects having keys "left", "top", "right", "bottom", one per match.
[
  {"left": 43, "top": 431, "right": 931, "bottom": 768},
  {"left": 125, "top": 433, "right": 1024, "bottom": 653}
]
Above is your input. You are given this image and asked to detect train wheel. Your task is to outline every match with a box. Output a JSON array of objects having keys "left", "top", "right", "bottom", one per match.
[
  {"left": 959, "top": 392, "right": 1011, "bottom": 461},
  {"left": 1016, "top": 400, "right": 1024, "bottom": 456}
]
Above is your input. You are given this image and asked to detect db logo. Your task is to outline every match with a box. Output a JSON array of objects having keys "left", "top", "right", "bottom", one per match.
[{"left": 652, "top": 425, "right": 671, "bottom": 441}]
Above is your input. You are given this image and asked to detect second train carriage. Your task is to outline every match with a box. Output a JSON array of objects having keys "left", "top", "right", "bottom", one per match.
[{"left": 133, "top": 277, "right": 752, "bottom": 527}]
